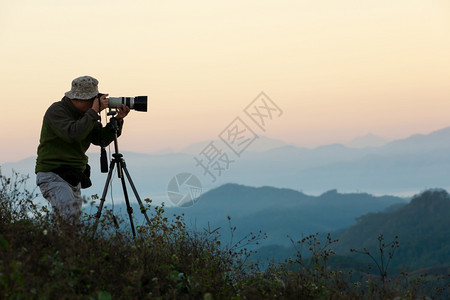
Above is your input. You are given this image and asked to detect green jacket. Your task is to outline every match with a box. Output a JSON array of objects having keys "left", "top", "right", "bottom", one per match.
[{"left": 35, "top": 97, "right": 122, "bottom": 173}]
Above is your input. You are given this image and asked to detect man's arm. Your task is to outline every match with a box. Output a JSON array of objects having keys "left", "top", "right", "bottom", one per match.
[
  {"left": 91, "top": 104, "right": 130, "bottom": 146},
  {"left": 91, "top": 118, "right": 123, "bottom": 146},
  {"left": 45, "top": 103, "right": 99, "bottom": 143}
]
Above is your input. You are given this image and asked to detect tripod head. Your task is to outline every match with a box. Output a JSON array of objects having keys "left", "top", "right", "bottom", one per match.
[
  {"left": 107, "top": 107, "right": 118, "bottom": 117},
  {"left": 100, "top": 109, "right": 122, "bottom": 173}
]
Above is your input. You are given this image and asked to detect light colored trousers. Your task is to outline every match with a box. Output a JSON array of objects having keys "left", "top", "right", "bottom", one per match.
[{"left": 36, "top": 171, "right": 82, "bottom": 221}]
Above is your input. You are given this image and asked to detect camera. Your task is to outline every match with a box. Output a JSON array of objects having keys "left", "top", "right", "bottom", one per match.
[{"left": 98, "top": 94, "right": 148, "bottom": 112}]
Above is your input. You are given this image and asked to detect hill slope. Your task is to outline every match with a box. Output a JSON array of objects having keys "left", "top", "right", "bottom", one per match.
[{"left": 335, "top": 189, "right": 450, "bottom": 270}]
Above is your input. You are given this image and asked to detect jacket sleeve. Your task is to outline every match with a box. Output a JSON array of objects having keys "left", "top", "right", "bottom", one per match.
[
  {"left": 91, "top": 118, "right": 124, "bottom": 147},
  {"left": 45, "top": 103, "right": 100, "bottom": 143}
]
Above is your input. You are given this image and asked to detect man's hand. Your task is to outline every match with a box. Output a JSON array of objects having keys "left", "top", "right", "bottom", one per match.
[
  {"left": 92, "top": 94, "right": 109, "bottom": 113},
  {"left": 115, "top": 104, "right": 130, "bottom": 121}
]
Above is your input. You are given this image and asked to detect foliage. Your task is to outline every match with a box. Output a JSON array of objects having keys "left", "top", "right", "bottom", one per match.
[
  {"left": 350, "top": 234, "right": 400, "bottom": 282},
  {"left": 0, "top": 170, "right": 448, "bottom": 299},
  {"left": 336, "top": 189, "right": 450, "bottom": 271}
]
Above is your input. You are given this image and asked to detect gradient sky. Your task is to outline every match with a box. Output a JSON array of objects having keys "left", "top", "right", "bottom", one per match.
[{"left": 1, "top": 0, "right": 449, "bottom": 164}]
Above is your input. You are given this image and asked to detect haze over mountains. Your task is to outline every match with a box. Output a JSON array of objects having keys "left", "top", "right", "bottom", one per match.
[
  {"left": 2, "top": 126, "right": 450, "bottom": 205},
  {"left": 345, "top": 133, "right": 389, "bottom": 148}
]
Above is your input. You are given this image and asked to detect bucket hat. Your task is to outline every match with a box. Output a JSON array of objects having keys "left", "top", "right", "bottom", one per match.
[{"left": 65, "top": 76, "right": 99, "bottom": 100}]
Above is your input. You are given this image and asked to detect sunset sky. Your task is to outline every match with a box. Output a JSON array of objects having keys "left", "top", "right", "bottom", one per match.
[{"left": 1, "top": 0, "right": 449, "bottom": 164}]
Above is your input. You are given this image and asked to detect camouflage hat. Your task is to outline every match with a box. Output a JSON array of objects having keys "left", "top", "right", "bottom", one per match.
[{"left": 65, "top": 76, "right": 99, "bottom": 100}]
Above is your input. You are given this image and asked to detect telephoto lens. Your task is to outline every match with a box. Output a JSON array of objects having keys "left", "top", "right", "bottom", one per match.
[{"left": 108, "top": 96, "right": 148, "bottom": 112}]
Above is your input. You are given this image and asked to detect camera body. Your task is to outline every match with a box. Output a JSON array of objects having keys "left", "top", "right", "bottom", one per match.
[{"left": 98, "top": 93, "right": 148, "bottom": 112}]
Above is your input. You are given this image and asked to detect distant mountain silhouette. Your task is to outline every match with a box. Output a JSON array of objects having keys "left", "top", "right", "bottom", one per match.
[
  {"left": 346, "top": 133, "right": 389, "bottom": 148},
  {"left": 3, "top": 126, "right": 450, "bottom": 201},
  {"left": 180, "top": 135, "right": 289, "bottom": 154},
  {"left": 380, "top": 126, "right": 450, "bottom": 154}
]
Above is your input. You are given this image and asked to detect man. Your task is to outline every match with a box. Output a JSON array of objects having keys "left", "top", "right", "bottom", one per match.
[{"left": 35, "top": 76, "right": 130, "bottom": 222}]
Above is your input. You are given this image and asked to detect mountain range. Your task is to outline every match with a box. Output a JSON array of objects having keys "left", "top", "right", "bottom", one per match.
[
  {"left": 111, "top": 183, "right": 407, "bottom": 247},
  {"left": 95, "top": 184, "right": 450, "bottom": 273},
  {"left": 2, "top": 126, "right": 450, "bottom": 205}
]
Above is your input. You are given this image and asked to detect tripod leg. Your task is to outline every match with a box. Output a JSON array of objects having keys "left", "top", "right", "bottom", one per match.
[
  {"left": 117, "top": 160, "right": 137, "bottom": 237},
  {"left": 122, "top": 164, "right": 152, "bottom": 226},
  {"left": 92, "top": 159, "right": 116, "bottom": 236}
]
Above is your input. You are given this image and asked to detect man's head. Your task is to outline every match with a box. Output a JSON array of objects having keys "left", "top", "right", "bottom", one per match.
[{"left": 65, "top": 76, "right": 99, "bottom": 112}]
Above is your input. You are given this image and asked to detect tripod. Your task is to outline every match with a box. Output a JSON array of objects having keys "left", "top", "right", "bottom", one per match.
[{"left": 92, "top": 117, "right": 151, "bottom": 237}]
